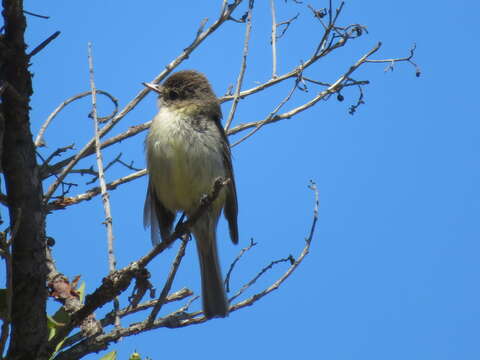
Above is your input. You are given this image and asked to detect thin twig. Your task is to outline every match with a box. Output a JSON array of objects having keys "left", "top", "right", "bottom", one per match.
[
  {"left": 62, "top": 288, "right": 193, "bottom": 349},
  {"left": 224, "top": 0, "right": 254, "bottom": 131},
  {"left": 46, "top": 169, "right": 146, "bottom": 211},
  {"left": 35, "top": 90, "right": 118, "bottom": 147},
  {"left": 231, "top": 75, "right": 298, "bottom": 147},
  {"left": 270, "top": 0, "right": 278, "bottom": 78},
  {"left": 228, "top": 180, "right": 319, "bottom": 311},
  {"left": 147, "top": 237, "right": 189, "bottom": 322},
  {"left": 229, "top": 255, "right": 295, "bottom": 303},
  {"left": 220, "top": 37, "right": 347, "bottom": 104},
  {"left": 348, "top": 85, "right": 365, "bottom": 115},
  {"left": 224, "top": 238, "right": 257, "bottom": 292},
  {"left": 276, "top": 13, "right": 299, "bottom": 39},
  {"left": 28, "top": 30, "right": 60, "bottom": 57},
  {"left": 23, "top": 9, "right": 49, "bottom": 19},
  {"left": 40, "top": 144, "right": 75, "bottom": 167},
  {"left": 42, "top": 122, "right": 149, "bottom": 179},
  {"left": 88, "top": 42, "right": 119, "bottom": 329},
  {"left": 85, "top": 153, "right": 141, "bottom": 185},
  {"left": 228, "top": 42, "right": 382, "bottom": 137},
  {"left": 365, "top": 43, "right": 420, "bottom": 76}
]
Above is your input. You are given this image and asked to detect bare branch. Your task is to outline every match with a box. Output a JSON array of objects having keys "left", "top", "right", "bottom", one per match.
[
  {"left": 270, "top": 0, "right": 278, "bottom": 78},
  {"left": 219, "top": 38, "right": 347, "bottom": 104},
  {"left": 229, "top": 255, "right": 295, "bottom": 303},
  {"left": 114, "top": 288, "right": 192, "bottom": 325},
  {"left": 88, "top": 43, "right": 119, "bottom": 329},
  {"left": 348, "top": 85, "right": 365, "bottom": 115},
  {"left": 225, "top": 0, "right": 254, "bottom": 130},
  {"left": 231, "top": 75, "right": 298, "bottom": 147},
  {"left": 23, "top": 9, "right": 49, "bottom": 19},
  {"left": 147, "top": 237, "right": 189, "bottom": 323},
  {"left": 35, "top": 90, "right": 118, "bottom": 148},
  {"left": 85, "top": 153, "right": 141, "bottom": 185},
  {"left": 276, "top": 13, "right": 299, "bottom": 39},
  {"left": 62, "top": 288, "right": 193, "bottom": 349},
  {"left": 28, "top": 30, "right": 60, "bottom": 57},
  {"left": 224, "top": 238, "right": 257, "bottom": 292},
  {"left": 228, "top": 180, "right": 319, "bottom": 311},
  {"left": 54, "top": 308, "right": 201, "bottom": 359},
  {"left": 42, "top": 122, "right": 150, "bottom": 179},
  {"left": 46, "top": 177, "right": 230, "bottom": 354},
  {"left": 46, "top": 169, "right": 146, "bottom": 211},
  {"left": 365, "top": 43, "right": 421, "bottom": 76},
  {"left": 40, "top": 144, "right": 75, "bottom": 168},
  {"left": 228, "top": 42, "right": 382, "bottom": 137}
]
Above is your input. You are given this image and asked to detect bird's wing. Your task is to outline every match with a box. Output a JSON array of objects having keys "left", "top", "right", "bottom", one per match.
[
  {"left": 213, "top": 118, "right": 239, "bottom": 244},
  {"left": 144, "top": 182, "right": 175, "bottom": 245}
]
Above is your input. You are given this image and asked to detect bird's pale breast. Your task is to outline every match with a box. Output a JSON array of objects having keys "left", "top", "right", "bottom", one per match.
[{"left": 146, "top": 106, "right": 226, "bottom": 214}]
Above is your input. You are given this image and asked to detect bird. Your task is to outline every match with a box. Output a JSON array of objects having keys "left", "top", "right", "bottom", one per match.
[{"left": 143, "top": 70, "right": 238, "bottom": 318}]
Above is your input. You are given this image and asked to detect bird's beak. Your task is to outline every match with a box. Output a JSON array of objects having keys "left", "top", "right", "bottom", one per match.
[{"left": 143, "top": 82, "right": 163, "bottom": 95}]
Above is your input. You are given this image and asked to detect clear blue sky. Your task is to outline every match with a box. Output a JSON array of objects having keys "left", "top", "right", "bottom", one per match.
[{"left": 15, "top": 0, "right": 480, "bottom": 359}]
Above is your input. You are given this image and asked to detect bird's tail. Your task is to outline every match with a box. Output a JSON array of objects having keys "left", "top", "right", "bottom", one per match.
[{"left": 193, "top": 215, "right": 229, "bottom": 319}]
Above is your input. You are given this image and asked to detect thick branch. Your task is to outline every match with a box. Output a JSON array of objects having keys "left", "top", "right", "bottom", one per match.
[{"left": 1, "top": 1, "right": 48, "bottom": 359}]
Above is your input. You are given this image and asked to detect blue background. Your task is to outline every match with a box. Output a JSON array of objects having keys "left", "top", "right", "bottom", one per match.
[{"left": 9, "top": 0, "right": 480, "bottom": 359}]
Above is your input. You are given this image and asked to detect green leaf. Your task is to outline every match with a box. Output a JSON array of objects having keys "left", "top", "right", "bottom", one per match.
[
  {"left": 77, "top": 281, "right": 86, "bottom": 303},
  {"left": 47, "top": 281, "right": 86, "bottom": 359},
  {"left": 100, "top": 350, "right": 117, "bottom": 360}
]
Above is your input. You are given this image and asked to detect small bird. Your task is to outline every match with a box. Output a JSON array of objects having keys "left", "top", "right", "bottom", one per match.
[{"left": 143, "top": 70, "right": 238, "bottom": 318}]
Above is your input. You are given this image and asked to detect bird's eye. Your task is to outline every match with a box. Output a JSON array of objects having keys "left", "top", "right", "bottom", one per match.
[{"left": 168, "top": 90, "right": 179, "bottom": 100}]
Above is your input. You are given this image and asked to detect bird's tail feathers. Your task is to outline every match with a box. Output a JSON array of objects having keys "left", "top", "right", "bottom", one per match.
[{"left": 193, "top": 217, "right": 229, "bottom": 319}]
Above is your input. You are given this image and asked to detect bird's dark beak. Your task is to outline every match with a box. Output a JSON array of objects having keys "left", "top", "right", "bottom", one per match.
[{"left": 143, "top": 82, "right": 163, "bottom": 95}]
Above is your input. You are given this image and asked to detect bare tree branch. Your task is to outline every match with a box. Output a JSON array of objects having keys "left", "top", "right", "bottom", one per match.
[
  {"left": 88, "top": 42, "right": 120, "bottom": 329},
  {"left": 41, "top": 122, "right": 149, "bottom": 180},
  {"left": 147, "top": 237, "right": 189, "bottom": 323},
  {"left": 276, "top": 12, "right": 299, "bottom": 39},
  {"left": 228, "top": 180, "right": 319, "bottom": 312},
  {"left": 229, "top": 42, "right": 382, "bottom": 137},
  {"left": 365, "top": 43, "right": 421, "bottom": 76},
  {"left": 47, "top": 177, "right": 230, "bottom": 355},
  {"left": 225, "top": 0, "right": 254, "bottom": 130},
  {"left": 46, "top": 169, "right": 146, "bottom": 211},
  {"left": 28, "top": 30, "right": 60, "bottom": 57},
  {"left": 224, "top": 238, "right": 257, "bottom": 292},
  {"left": 23, "top": 9, "right": 49, "bottom": 19},
  {"left": 35, "top": 90, "right": 118, "bottom": 148},
  {"left": 62, "top": 288, "right": 193, "bottom": 349},
  {"left": 231, "top": 74, "right": 299, "bottom": 147},
  {"left": 270, "top": 0, "right": 278, "bottom": 78}
]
